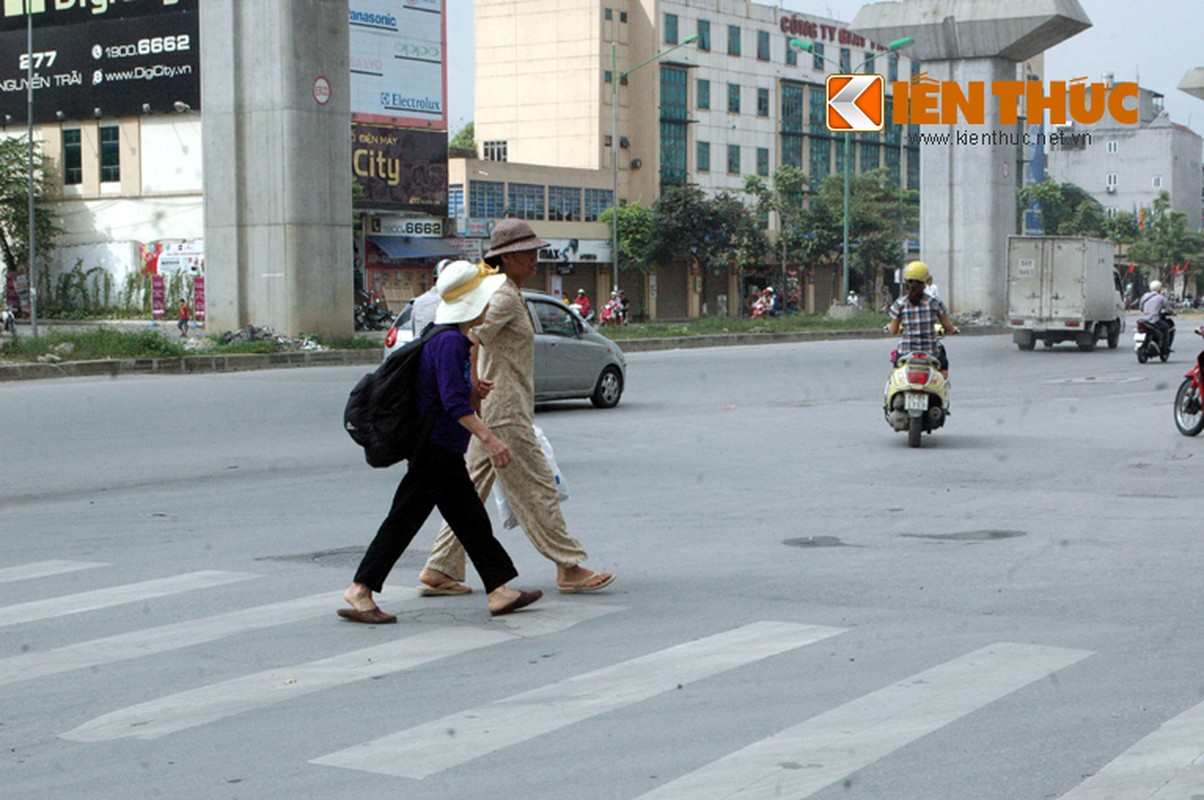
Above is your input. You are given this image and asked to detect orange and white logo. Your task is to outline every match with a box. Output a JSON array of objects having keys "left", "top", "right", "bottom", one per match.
[{"left": 826, "top": 74, "right": 885, "bottom": 132}]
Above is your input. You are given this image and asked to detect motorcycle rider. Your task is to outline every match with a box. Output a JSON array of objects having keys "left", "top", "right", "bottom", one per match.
[
  {"left": 573, "top": 288, "right": 592, "bottom": 320},
  {"left": 887, "top": 261, "right": 959, "bottom": 378},
  {"left": 1139, "top": 280, "right": 1175, "bottom": 355}
]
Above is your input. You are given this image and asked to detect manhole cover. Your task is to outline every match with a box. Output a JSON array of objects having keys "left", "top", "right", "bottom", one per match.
[
  {"left": 783, "top": 536, "right": 848, "bottom": 548},
  {"left": 901, "top": 530, "right": 1025, "bottom": 542}
]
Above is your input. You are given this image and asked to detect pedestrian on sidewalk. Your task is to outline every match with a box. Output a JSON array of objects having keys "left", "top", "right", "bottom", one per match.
[
  {"left": 340, "top": 260, "right": 543, "bottom": 623},
  {"left": 177, "top": 298, "right": 190, "bottom": 338},
  {"left": 418, "top": 219, "right": 616, "bottom": 597}
]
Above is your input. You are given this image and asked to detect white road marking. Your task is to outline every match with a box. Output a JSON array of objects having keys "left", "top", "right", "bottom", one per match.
[
  {"left": 0, "top": 560, "right": 106, "bottom": 584},
  {"left": 61, "top": 600, "right": 619, "bottom": 742},
  {"left": 0, "top": 592, "right": 342, "bottom": 688},
  {"left": 1059, "top": 699, "right": 1204, "bottom": 799},
  {"left": 0, "top": 571, "right": 256, "bottom": 628},
  {"left": 311, "top": 620, "right": 845, "bottom": 779},
  {"left": 635, "top": 642, "right": 1092, "bottom": 800}
]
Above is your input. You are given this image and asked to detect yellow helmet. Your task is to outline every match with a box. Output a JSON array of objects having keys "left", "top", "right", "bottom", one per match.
[{"left": 903, "top": 260, "right": 930, "bottom": 283}]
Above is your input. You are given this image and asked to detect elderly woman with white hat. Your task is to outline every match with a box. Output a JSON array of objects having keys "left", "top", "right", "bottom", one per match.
[
  {"left": 340, "top": 260, "right": 543, "bottom": 622},
  {"left": 418, "top": 219, "right": 616, "bottom": 596}
]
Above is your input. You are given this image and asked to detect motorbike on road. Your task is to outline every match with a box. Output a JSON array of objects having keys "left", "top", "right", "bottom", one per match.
[
  {"left": 1135, "top": 310, "right": 1174, "bottom": 363},
  {"left": 1173, "top": 326, "right": 1204, "bottom": 437},
  {"left": 1, "top": 306, "right": 15, "bottom": 337},
  {"left": 884, "top": 349, "right": 950, "bottom": 447}
]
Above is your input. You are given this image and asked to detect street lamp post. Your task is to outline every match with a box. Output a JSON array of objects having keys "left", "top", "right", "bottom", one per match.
[
  {"left": 26, "top": 5, "right": 37, "bottom": 336},
  {"left": 610, "top": 33, "right": 698, "bottom": 295},
  {"left": 789, "top": 36, "right": 913, "bottom": 304}
]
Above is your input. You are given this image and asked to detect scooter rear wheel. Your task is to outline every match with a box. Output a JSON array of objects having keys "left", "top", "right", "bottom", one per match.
[
  {"left": 1174, "top": 378, "right": 1204, "bottom": 436},
  {"left": 907, "top": 418, "right": 923, "bottom": 448},
  {"left": 1137, "top": 347, "right": 1149, "bottom": 364}
]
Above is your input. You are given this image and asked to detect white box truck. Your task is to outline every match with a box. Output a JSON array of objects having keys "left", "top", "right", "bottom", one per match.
[{"left": 1006, "top": 236, "right": 1125, "bottom": 351}]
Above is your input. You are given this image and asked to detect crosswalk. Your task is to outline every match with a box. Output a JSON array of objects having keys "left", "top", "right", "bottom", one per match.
[{"left": 4, "top": 558, "right": 1203, "bottom": 798}]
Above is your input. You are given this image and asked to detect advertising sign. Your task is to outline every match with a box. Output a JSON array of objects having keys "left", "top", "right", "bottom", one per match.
[
  {"left": 349, "top": 0, "right": 446, "bottom": 130},
  {"left": 0, "top": 0, "right": 200, "bottom": 125},
  {"left": 151, "top": 273, "right": 164, "bottom": 318},
  {"left": 352, "top": 123, "right": 448, "bottom": 215},
  {"left": 536, "top": 238, "right": 612, "bottom": 265},
  {"left": 368, "top": 216, "right": 443, "bottom": 237},
  {"left": 192, "top": 274, "right": 204, "bottom": 320}
]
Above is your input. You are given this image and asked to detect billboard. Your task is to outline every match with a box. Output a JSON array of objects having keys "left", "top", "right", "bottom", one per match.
[
  {"left": 349, "top": 0, "right": 446, "bottom": 130},
  {"left": 352, "top": 123, "right": 448, "bottom": 215},
  {"left": 0, "top": 0, "right": 200, "bottom": 125}
]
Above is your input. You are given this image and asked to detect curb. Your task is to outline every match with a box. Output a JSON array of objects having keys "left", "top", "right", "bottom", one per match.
[{"left": 0, "top": 326, "right": 1010, "bottom": 382}]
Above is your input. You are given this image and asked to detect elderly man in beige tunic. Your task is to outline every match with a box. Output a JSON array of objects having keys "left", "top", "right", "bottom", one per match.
[{"left": 418, "top": 219, "right": 616, "bottom": 595}]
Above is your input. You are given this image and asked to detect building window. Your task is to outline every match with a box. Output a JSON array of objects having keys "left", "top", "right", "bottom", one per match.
[
  {"left": 697, "top": 19, "right": 710, "bottom": 51},
  {"left": 839, "top": 47, "right": 851, "bottom": 72},
  {"left": 728, "top": 83, "right": 740, "bottom": 113},
  {"left": 665, "top": 13, "right": 678, "bottom": 44},
  {"left": 780, "top": 83, "right": 805, "bottom": 168},
  {"left": 756, "top": 147, "right": 769, "bottom": 176},
  {"left": 63, "top": 128, "right": 82, "bottom": 185},
  {"left": 697, "top": 140, "right": 711, "bottom": 172},
  {"left": 911, "top": 59, "right": 922, "bottom": 78},
  {"left": 865, "top": 52, "right": 875, "bottom": 72},
  {"left": 889, "top": 55, "right": 898, "bottom": 82},
  {"left": 786, "top": 45, "right": 797, "bottom": 66},
  {"left": 1106, "top": 172, "right": 1118, "bottom": 187},
  {"left": 757, "top": 30, "right": 770, "bottom": 61},
  {"left": 660, "top": 64, "right": 689, "bottom": 186},
  {"left": 727, "top": 25, "right": 741, "bottom": 56},
  {"left": 809, "top": 87, "right": 830, "bottom": 184},
  {"left": 483, "top": 140, "right": 508, "bottom": 162},
  {"left": 548, "top": 186, "right": 581, "bottom": 221},
  {"left": 1152, "top": 175, "right": 1163, "bottom": 188},
  {"left": 727, "top": 144, "right": 740, "bottom": 174},
  {"left": 1107, "top": 140, "right": 1118, "bottom": 153},
  {"left": 812, "top": 42, "right": 825, "bottom": 70},
  {"left": 604, "top": 8, "right": 612, "bottom": 20},
  {"left": 508, "top": 183, "right": 545, "bottom": 220},
  {"left": 584, "top": 187, "right": 614, "bottom": 221},
  {"left": 604, "top": 70, "right": 613, "bottom": 84},
  {"left": 619, "top": 11, "right": 627, "bottom": 23},
  {"left": 697, "top": 78, "right": 710, "bottom": 110},
  {"left": 100, "top": 125, "right": 120, "bottom": 183},
  {"left": 468, "top": 179, "right": 504, "bottom": 218},
  {"left": 757, "top": 87, "right": 769, "bottom": 117},
  {"left": 448, "top": 183, "right": 464, "bottom": 219}
]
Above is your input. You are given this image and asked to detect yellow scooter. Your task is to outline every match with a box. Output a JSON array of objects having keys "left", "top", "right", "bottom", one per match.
[{"left": 883, "top": 335, "right": 950, "bottom": 448}]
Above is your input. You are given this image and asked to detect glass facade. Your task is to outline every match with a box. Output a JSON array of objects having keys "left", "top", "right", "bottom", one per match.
[
  {"left": 584, "top": 188, "right": 614, "bottom": 221},
  {"left": 780, "top": 83, "right": 805, "bottom": 168},
  {"left": 548, "top": 186, "right": 581, "bottom": 221},
  {"left": 468, "top": 180, "right": 504, "bottom": 218},
  {"left": 660, "top": 65, "right": 689, "bottom": 186}
]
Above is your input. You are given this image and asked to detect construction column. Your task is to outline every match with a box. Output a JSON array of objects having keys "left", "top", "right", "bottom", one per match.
[{"left": 201, "top": 0, "right": 353, "bottom": 336}]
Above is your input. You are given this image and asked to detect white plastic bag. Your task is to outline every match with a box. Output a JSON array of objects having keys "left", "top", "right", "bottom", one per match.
[{"left": 492, "top": 425, "right": 569, "bottom": 530}]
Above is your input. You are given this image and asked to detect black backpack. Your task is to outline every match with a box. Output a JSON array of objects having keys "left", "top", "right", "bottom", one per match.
[{"left": 343, "top": 323, "right": 455, "bottom": 468}]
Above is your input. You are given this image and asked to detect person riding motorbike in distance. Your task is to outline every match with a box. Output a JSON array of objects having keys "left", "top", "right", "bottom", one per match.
[
  {"left": 1139, "top": 280, "right": 1175, "bottom": 355},
  {"left": 887, "top": 261, "right": 959, "bottom": 378}
]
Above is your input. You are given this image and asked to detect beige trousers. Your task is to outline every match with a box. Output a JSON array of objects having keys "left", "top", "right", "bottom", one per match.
[{"left": 425, "top": 423, "right": 588, "bottom": 581}]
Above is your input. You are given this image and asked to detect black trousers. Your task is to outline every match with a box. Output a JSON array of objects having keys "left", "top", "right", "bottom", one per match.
[{"left": 353, "top": 443, "right": 518, "bottom": 594}]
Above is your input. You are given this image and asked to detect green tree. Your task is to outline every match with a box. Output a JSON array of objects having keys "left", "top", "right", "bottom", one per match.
[
  {"left": 649, "top": 185, "right": 764, "bottom": 312},
  {"left": 743, "top": 164, "right": 811, "bottom": 268},
  {"left": 801, "top": 167, "right": 917, "bottom": 294},
  {"left": 600, "top": 200, "right": 655, "bottom": 274},
  {"left": 0, "top": 135, "right": 60, "bottom": 287},
  {"left": 449, "top": 122, "right": 475, "bottom": 153},
  {"left": 1018, "top": 178, "right": 1107, "bottom": 237},
  {"left": 1128, "top": 191, "right": 1204, "bottom": 285}
]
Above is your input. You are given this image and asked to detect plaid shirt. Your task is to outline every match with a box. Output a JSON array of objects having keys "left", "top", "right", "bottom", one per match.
[{"left": 890, "top": 293, "right": 948, "bottom": 354}]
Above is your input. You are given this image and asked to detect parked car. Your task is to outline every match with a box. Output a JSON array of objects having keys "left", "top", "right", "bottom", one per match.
[{"left": 383, "top": 290, "right": 626, "bottom": 408}]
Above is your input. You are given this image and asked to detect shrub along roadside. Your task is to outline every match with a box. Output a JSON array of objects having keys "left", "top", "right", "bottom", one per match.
[
  {"left": 0, "top": 329, "right": 380, "bottom": 363},
  {"left": 598, "top": 311, "right": 889, "bottom": 340}
]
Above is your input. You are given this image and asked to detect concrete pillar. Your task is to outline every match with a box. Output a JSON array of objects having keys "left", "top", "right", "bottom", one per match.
[
  {"left": 853, "top": 0, "right": 1091, "bottom": 318},
  {"left": 201, "top": 0, "right": 353, "bottom": 337}
]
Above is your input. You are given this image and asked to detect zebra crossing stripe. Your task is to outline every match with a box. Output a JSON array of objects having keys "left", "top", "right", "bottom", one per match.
[
  {"left": 634, "top": 642, "right": 1093, "bottom": 800},
  {"left": 60, "top": 600, "right": 619, "bottom": 742},
  {"left": 0, "top": 571, "right": 256, "bottom": 629},
  {"left": 310, "top": 620, "right": 846, "bottom": 779},
  {"left": 0, "top": 592, "right": 345, "bottom": 688},
  {"left": 1058, "top": 698, "right": 1204, "bottom": 799},
  {"left": 0, "top": 560, "right": 106, "bottom": 584}
]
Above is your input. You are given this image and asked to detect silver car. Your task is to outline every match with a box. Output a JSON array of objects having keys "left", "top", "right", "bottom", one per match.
[{"left": 383, "top": 290, "right": 627, "bottom": 408}]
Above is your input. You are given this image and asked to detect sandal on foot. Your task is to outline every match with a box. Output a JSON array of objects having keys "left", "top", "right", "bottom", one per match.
[
  {"left": 490, "top": 589, "right": 543, "bottom": 617},
  {"left": 418, "top": 580, "right": 473, "bottom": 597},
  {"left": 557, "top": 572, "right": 615, "bottom": 594},
  {"left": 337, "top": 606, "right": 397, "bottom": 624}
]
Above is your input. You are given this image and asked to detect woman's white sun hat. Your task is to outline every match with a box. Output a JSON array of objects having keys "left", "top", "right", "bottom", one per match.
[{"left": 435, "top": 260, "right": 507, "bottom": 324}]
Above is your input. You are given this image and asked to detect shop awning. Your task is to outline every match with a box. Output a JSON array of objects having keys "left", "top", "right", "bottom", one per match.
[{"left": 367, "top": 236, "right": 460, "bottom": 260}]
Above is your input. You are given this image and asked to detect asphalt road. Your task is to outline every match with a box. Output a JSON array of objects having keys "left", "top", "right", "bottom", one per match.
[{"left": 3, "top": 325, "right": 1202, "bottom": 800}]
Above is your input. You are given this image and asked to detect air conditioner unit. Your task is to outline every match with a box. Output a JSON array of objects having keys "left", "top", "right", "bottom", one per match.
[{"left": 1105, "top": 186, "right": 1116, "bottom": 193}]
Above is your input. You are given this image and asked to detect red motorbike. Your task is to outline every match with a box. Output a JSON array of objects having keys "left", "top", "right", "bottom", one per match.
[{"left": 1173, "top": 326, "right": 1204, "bottom": 436}]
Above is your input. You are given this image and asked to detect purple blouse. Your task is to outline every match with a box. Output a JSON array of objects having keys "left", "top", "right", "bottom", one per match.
[{"left": 416, "top": 328, "right": 476, "bottom": 453}]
